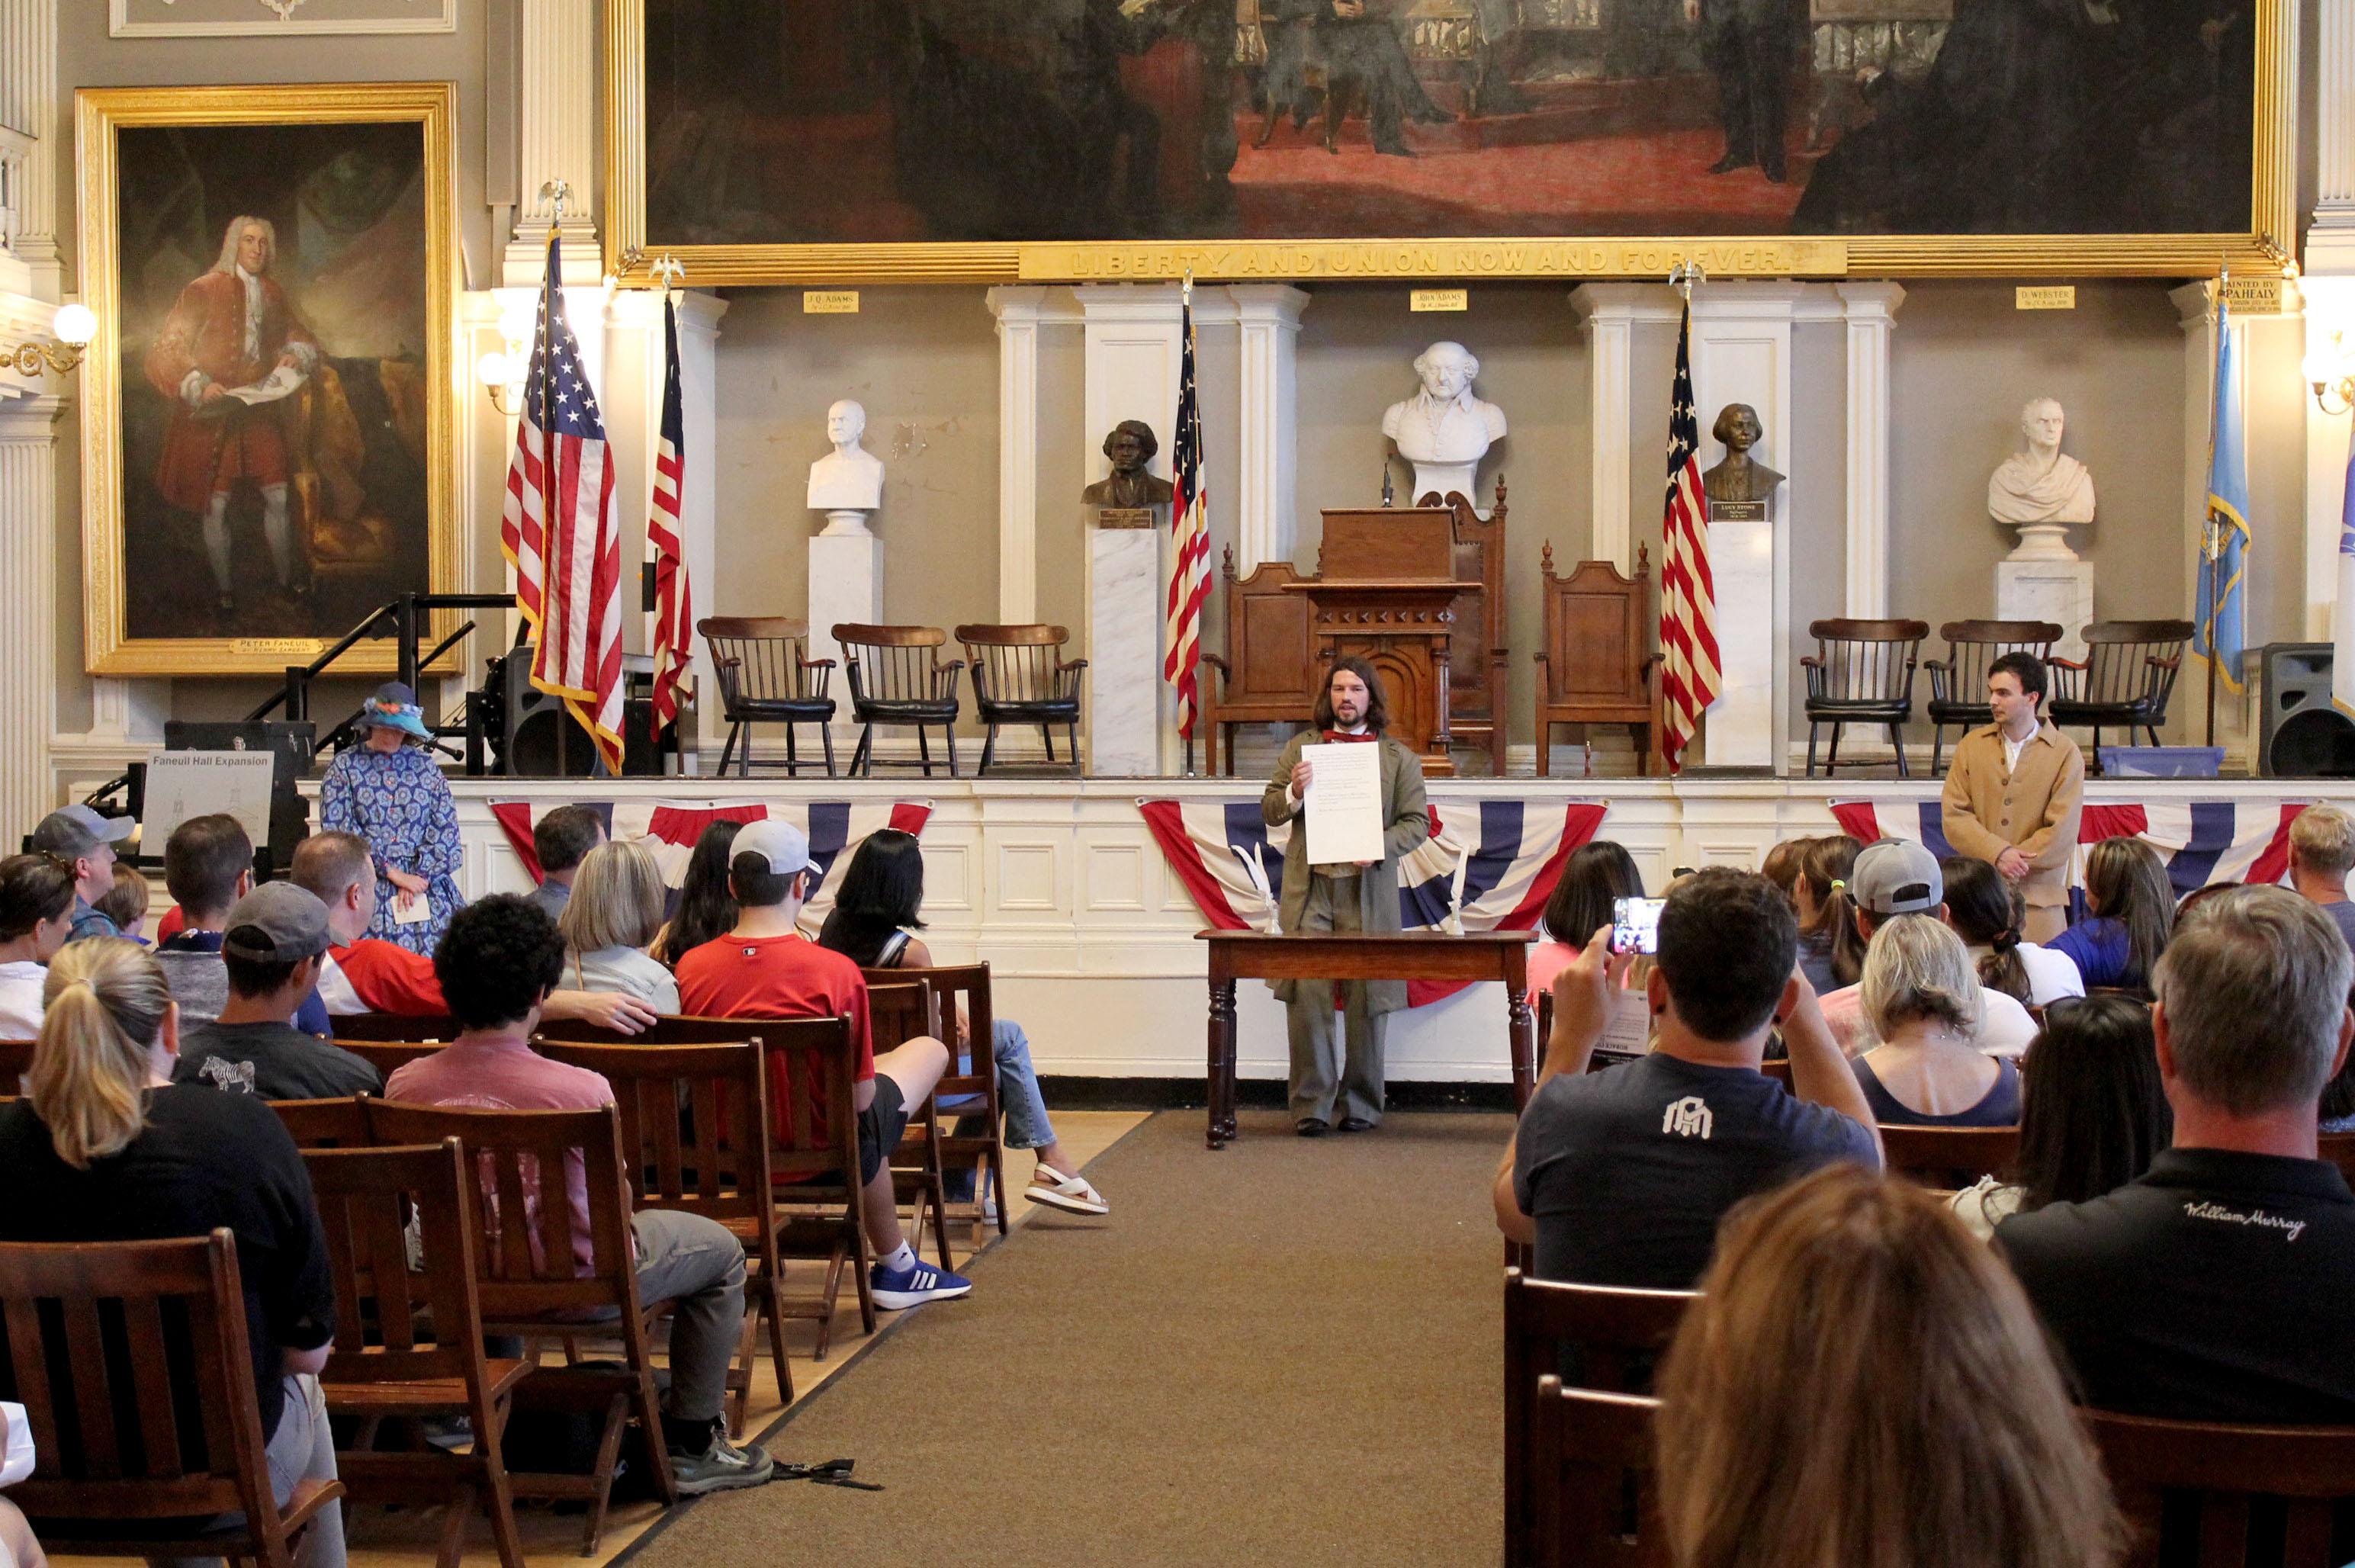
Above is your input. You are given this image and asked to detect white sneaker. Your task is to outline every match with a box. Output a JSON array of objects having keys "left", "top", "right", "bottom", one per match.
[{"left": 1024, "top": 1163, "right": 1109, "bottom": 1216}]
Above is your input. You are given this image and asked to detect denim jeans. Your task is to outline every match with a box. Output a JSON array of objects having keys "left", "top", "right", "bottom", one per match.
[
  {"left": 944, "top": 1017, "right": 1059, "bottom": 1197},
  {"left": 163, "top": 1373, "right": 344, "bottom": 1568}
]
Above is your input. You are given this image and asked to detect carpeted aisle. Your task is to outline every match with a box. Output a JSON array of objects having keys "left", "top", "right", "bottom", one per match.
[{"left": 625, "top": 1108, "right": 1508, "bottom": 1567}]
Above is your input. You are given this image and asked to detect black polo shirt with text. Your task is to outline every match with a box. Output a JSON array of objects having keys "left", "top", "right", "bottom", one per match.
[{"left": 1999, "top": 1148, "right": 2355, "bottom": 1424}]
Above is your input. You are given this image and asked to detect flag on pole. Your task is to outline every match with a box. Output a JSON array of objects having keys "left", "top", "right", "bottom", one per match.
[
  {"left": 499, "top": 235, "right": 625, "bottom": 772},
  {"left": 1656, "top": 300, "right": 1720, "bottom": 773},
  {"left": 1164, "top": 278, "right": 1209, "bottom": 738},
  {"left": 2193, "top": 297, "right": 2251, "bottom": 692},
  {"left": 2332, "top": 412, "right": 2355, "bottom": 717},
  {"left": 646, "top": 294, "right": 693, "bottom": 728}
]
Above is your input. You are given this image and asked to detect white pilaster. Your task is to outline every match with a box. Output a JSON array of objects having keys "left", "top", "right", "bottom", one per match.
[
  {"left": 505, "top": 0, "right": 601, "bottom": 287},
  {"left": 2304, "top": 275, "right": 2355, "bottom": 647},
  {"left": 2173, "top": 281, "right": 2222, "bottom": 665},
  {"left": 1229, "top": 284, "right": 1309, "bottom": 572},
  {"left": 0, "top": 0, "right": 59, "bottom": 301},
  {"left": 0, "top": 394, "right": 61, "bottom": 828},
  {"left": 2311, "top": 0, "right": 2355, "bottom": 273},
  {"left": 1570, "top": 283, "right": 1679, "bottom": 571},
  {"left": 987, "top": 287, "right": 1059, "bottom": 624},
  {"left": 1836, "top": 282, "right": 1904, "bottom": 618}
]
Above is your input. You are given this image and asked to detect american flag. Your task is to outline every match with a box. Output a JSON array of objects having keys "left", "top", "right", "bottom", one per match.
[
  {"left": 1164, "top": 279, "right": 1209, "bottom": 738},
  {"left": 1657, "top": 300, "right": 1720, "bottom": 773},
  {"left": 646, "top": 294, "right": 693, "bottom": 728},
  {"left": 500, "top": 235, "right": 625, "bottom": 773}
]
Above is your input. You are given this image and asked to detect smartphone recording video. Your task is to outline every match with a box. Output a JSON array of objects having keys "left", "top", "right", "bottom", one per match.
[{"left": 1610, "top": 896, "right": 1665, "bottom": 956}]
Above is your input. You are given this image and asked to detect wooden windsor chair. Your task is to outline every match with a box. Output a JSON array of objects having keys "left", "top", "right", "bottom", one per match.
[
  {"left": 698, "top": 615, "right": 839, "bottom": 778},
  {"left": 955, "top": 623, "right": 1084, "bottom": 776},
  {"left": 1923, "top": 619, "right": 2062, "bottom": 774},
  {"left": 1801, "top": 617, "right": 1931, "bottom": 777},
  {"left": 2048, "top": 619, "right": 2195, "bottom": 774},
  {"left": 835, "top": 623, "right": 965, "bottom": 777}
]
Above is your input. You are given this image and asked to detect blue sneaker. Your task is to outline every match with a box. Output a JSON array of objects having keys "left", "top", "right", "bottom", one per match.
[{"left": 869, "top": 1257, "right": 972, "bottom": 1309}]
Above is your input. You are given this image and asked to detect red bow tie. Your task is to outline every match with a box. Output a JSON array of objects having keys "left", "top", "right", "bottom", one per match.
[{"left": 1321, "top": 730, "right": 1376, "bottom": 744}]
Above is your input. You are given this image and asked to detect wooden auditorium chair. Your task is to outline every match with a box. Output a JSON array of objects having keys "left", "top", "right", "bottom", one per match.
[
  {"left": 1528, "top": 1379, "right": 1669, "bottom": 1567},
  {"left": 1875, "top": 1123, "right": 2022, "bottom": 1190},
  {"left": 834, "top": 622, "right": 965, "bottom": 777},
  {"left": 699, "top": 615, "right": 839, "bottom": 778},
  {"left": 2088, "top": 1408, "right": 2355, "bottom": 1568},
  {"left": 1531, "top": 543, "right": 1660, "bottom": 777},
  {"left": 956, "top": 622, "right": 1084, "bottom": 776},
  {"left": 1801, "top": 617, "right": 1930, "bottom": 777}
]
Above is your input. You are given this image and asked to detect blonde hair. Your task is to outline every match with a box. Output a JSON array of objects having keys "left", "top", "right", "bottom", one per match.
[
  {"left": 1656, "top": 1167, "right": 2119, "bottom": 1568},
  {"left": 1859, "top": 913, "right": 1983, "bottom": 1043},
  {"left": 559, "top": 839, "right": 666, "bottom": 955},
  {"left": 2290, "top": 804, "right": 2355, "bottom": 879},
  {"left": 29, "top": 938, "right": 174, "bottom": 1170}
]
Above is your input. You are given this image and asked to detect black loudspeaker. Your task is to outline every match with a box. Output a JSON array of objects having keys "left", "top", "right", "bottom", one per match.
[
  {"left": 160, "top": 721, "right": 318, "bottom": 869},
  {"left": 499, "top": 653, "right": 598, "bottom": 778},
  {"left": 2260, "top": 643, "right": 2355, "bottom": 779}
]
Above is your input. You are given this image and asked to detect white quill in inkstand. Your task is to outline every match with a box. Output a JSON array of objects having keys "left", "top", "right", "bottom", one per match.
[{"left": 1235, "top": 842, "right": 1281, "bottom": 935}]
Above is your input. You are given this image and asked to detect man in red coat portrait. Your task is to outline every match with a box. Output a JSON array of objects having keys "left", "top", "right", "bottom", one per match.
[{"left": 143, "top": 215, "right": 320, "bottom": 616}]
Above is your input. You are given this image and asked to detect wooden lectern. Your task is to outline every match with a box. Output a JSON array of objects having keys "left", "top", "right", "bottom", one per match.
[{"left": 1292, "top": 509, "right": 1480, "bottom": 775}]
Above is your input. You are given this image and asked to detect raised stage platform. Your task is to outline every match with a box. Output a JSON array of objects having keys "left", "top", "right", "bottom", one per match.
[{"left": 384, "top": 774, "right": 2355, "bottom": 1088}]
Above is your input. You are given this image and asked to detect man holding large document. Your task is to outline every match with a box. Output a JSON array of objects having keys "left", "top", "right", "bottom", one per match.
[{"left": 1263, "top": 657, "right": 1431, "bottom": 1137}]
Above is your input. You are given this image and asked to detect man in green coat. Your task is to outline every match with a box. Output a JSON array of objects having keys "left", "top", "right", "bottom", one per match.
[{"left": 1261, "top": 657, "right": 1432, "bottom": 1136}]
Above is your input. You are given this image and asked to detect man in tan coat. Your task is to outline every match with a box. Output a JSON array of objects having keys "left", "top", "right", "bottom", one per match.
[
  {"left": 1941, "top": 651, "right": 2085, "bottom": 943},
  {"left": 1263, "top": 657, "right": 1431, "bottom": 1136}
]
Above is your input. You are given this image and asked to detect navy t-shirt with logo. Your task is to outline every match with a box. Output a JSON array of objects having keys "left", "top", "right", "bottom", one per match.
[{"left": 1513, "top": 1052, "right": 1878, "bottom": 1289}]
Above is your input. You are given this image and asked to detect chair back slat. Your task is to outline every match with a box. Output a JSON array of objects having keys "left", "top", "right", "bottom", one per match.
[
  {"left": 304, "top": 1139, "right": 488, "bottom": 1384},
  {"left": 269, "top": 1094, "right": 374, "bottom": 1149},
  {"left": 329, "top": 1013, "right": 463, "bottom": 1044},
  {"left": 1531, "top": 1379, "right": 1669, "bottom": 1567},
  {"left": 1876, "top": 1123, "right": 2020, "bottom": 1189},
  {"left": 62, "top": 1296, "right": 121, "bottom": 1476},
  {"left": 118, "top": 1293, "right": 185, "bottom": 1480},
  {"left": 866, "top": 979, "right": 933, "bottom": 1055},
  {"left": 2089, "top": 1409, "right": 2355, "bottom": 1568}
]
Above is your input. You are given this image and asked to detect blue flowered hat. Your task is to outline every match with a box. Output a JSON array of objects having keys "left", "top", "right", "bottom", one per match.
[{"left": 361, "top": 682, "right": 432, "bottom": 741}]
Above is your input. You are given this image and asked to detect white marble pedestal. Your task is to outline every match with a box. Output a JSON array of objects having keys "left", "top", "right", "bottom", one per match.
[
  {"left": 808, "top": 517, "right": 882, "bottom": 677},
  {"left": 1086, "top": 519, "right": 1165, "bottom": 776},
  {"left": 1703, "top": 516, "right": 1778, "bottom": 769},
  {"left": 1996, "top": 557, "right": 2093, "bottom": 661}
]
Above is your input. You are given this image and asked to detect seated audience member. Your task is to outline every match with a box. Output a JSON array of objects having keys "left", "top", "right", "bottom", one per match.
[
  {"left": 291, "top": 831, "right": 657, "bottom": 1033},
  {"left": 154, "top": 814, "right": 333, "bottom": 1036},
  {"left": 382, "top": 897, "right": 774, "bottom": 1492},
  {"left": 2000, "top": 885, "right": 2355, "bottom": 1421},
  {"left": 1951, "top": 995, "right": 2170, "bottom": 1241},
  {"left": 174, "top": 884, "right": 379, "bottom": 1100},
  {"left": 2288, "top": 802, "right": 2355, "bottom": 949},
  {"left": 1792, "top": 835, "right": 1867, "bottom": 993},
  {"left": 558, "top": 840, "right": 680, "bottom": 1012},
  {"left": 1817, "top": 840, "right": 2038, "bottom": 1057},
  {"left": 817, "top": 828, "right": 1105, "bottom": 1216},
  {"left": 30, "top": 805, "right": 136, "bottom": 944},
  {"left": 674, "top": 821, "right": 974, "bottom": 1308},
  {"left": 0, "top": 855, "right": 74, "bottom": 1039},
  {"left": 2175, "top": 879, "right": 2241, "bottom": 920},
  {"left": 2047, "top": 836, "right": 2173, "bottom": 993},
  {"left": 1760, "top": 837, "right": 1804, "bottom": 907},
  {"left": 529, "top": 804, "right": 606, "bottom": 923},
  {"left": 1495, "top": 868, "right": 1881, "bottom": 1288},
  {"left": 652, "top": 820, "right": 743, "bottom": 968},
  {"left": 1528, "top": 840, "right": 1644, "bottom": 997},
  {"left": 95, "top": 863, "right": 149, "bottom": 946},
  {"left": 1941, "top": 855, "right": 2084, "bottom": 1007},
  {"left": 1849, "top": 916, "right": 2022, "bottom": 1127},
  {"left": 0, "top": 938, "right": 345, "bottom": 1568},
  {"left": 1656, "top": 1165, "right": 2119, "bottom": 1568},
  {"left": 2322, "top": 1048, "right": 2355, "bottom": 1135}
]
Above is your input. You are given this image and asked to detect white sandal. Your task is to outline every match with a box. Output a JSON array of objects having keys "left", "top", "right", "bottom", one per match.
[{"left": 1024, "top": 1162, "right": 1109, "bottom": 1216}]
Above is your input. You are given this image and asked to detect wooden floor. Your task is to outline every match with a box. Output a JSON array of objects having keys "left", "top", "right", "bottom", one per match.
[{"left": 49, "top": 1111, "right": 1147, "bottom": 1568}]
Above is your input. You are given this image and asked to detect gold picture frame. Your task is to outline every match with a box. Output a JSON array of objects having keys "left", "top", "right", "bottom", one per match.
[
  {"left": 76, "top": 82, "right": 460, "bottom": 677},
  {"left": 602, "top": 0, "right": 2293, "bottom": 288}
]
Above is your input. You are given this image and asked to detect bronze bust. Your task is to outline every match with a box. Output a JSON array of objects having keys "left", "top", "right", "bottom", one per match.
[
  {"left": 1701, "top": 403, "right": 1785, "bottom": 504},
  {"left": 1081, "top": 419, "right": 1175, "bottom": 509}
]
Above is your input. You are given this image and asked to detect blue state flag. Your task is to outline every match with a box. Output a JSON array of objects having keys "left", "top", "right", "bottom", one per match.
[
  {"left": 2193, "top": 300, "right": 2250, "bottom": 692},
  {"left": 2332, "top": 415, "right": 2355, "bottom": 715}
]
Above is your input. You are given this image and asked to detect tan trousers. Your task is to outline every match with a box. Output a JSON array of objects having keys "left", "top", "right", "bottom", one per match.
[
  {"left": 1285, "top": 869, "right": 1388, "bottom": 1125},
  {"left": 2024, "top": 902, "right": 2065, "bottom": 944}
]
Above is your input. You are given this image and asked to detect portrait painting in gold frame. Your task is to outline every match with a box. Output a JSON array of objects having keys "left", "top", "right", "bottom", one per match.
[
  {"left": 77, "top": 82, "right": 458, "bottom": 678},
  {"left": 604, "top": 0, "right": 2292, "bottom": 288}
]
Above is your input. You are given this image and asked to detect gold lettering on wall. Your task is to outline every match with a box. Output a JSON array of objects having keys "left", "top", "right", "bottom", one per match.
[
  {"left": 1411, "top": 288, "right": 1470, "bottom": 311},
  {"left": 2015, "top": 286, "right": 2077, "bottom": 310},
  {"left": 803, "top": 290, "right": 862, "bottom": 313},
  {"left": 1016, "top": 239, "right": 1849, "bottom": 281}
]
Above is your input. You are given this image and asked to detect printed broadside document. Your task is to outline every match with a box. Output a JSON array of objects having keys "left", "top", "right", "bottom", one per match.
[{"left": 1301, "top": 741, "right": 1383, "bottom": 866}]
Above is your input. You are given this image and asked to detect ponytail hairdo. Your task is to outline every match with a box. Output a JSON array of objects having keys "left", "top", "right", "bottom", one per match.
[
  {"left": 29, "top": 938, "right": 173, "bottom": 1170},
  {"left": 1796, "top": 836, "right": 1867, "bottom": 988},
  {"left": 1939, "top": 855, "right": 2032, "bottom": 1004}
]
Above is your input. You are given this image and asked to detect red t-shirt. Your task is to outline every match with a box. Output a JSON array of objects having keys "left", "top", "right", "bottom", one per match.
[
  {"left": 674, "top": 933, "right": 875, "bottom": 1150},
  {"left": 324, "top": 940, "right": 448, "bottom": 1016}
]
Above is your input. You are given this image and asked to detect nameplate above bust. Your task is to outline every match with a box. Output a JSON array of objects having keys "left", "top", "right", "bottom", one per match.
[
  {"left": 1094, "top": 506, "right": 1157, "bottom": 530},
  {"left": 1707, "top": 499, "right": 1768, "bottom": 522}
]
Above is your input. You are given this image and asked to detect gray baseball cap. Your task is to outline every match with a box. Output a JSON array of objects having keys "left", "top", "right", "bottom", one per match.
[
  {"left": 732, "top": 819, "right": 811, "bottom": 878},
  {"left": 1849, "top": 839, "right": 1945, "bottom": 916},
  {"left": 31, "top": 804, "right": 137, "bottom": 859},
  {"left": 223, "top": 881, "right": 332, "bottom": 962}
]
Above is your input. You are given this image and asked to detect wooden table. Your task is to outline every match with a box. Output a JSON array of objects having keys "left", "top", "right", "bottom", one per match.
[{"left": 1196, "top": 930, "right": 1539, "bottom": 1149}]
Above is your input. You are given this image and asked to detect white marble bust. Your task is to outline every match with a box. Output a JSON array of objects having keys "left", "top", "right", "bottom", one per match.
[
  {"left": 1988, "top": 397, "right": 2095, "bottom": 530},
  {"left": 1381, "top": 340, "right": 1508, "bottom": 506},
  {"left": 807, "top": 399, "right": 885, "bottom": 512}
]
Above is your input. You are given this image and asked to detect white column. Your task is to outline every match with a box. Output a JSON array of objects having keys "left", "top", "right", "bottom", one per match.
[
  {"left": 505, "top": 0, "right": 601, "bottom": 287},
  {"left": 1570, "top": 283, "right": 1678, "bottom": 571},
  {"left": 0, "top": 393, "right": 60, "bottom": 829},
  {"left": 2312, "top": 0, "right": 2355, "bottom": 273},
  {"left": 1690, "top": 282, "right": 1812, "bottom": 772},
  {"left": 2173, "top": 281, "right": 2221, "bottom": 652},
  {"left": 1836, "top": 282, "right": 1904, "bottom": 619},
  {"left": 988, "top": 286, "right": 1052, "bottom": 624},
  {"left": 0, "top": 0, "right": 59, "bottom": 301},
  {"left": 2303, "top": 275, "right": 2355, "bottom": 644},
  {"left": 1229, "top": 284, "right": 1309, "bottom": 572}
]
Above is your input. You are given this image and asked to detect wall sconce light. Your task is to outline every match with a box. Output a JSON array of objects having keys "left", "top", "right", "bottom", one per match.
[
  {"left": 476, "top": 299, "right": 535, "bottom": 416},
  {"left": 2308, "top": 327, "right": 2355, "bottom": 416},
  {"left": 4, "top": 302, "right": 96, "bottom": 377}
]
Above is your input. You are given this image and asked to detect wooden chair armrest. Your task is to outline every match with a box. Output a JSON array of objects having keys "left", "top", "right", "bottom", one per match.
[
  {"left": 1920, "top": 656, "right": 1954, "bottom": 672},
  {"left": 1799, "top": 654, "right": 1824, "bottom": 669},
  {"left": 937, "top": 658, "right": 968, "bottom": 673},
  {"left": 2147, "top": 653, "right": 2183, "bottom": 671},
  {"left": 1641, "top": 651, "right": 1665, "bottom": 670},
  {"left": 2047, "top": 655, "right": 2089, "bottom": 671},
  {"left": 796, "top": 653, "right": 836, "bottom": 670},
  {"left": 1058, "top": 657, "right": 1090, "bottom": 673},
  {"left": 1531, "top": 650, "right": 1550, "bottom": 666},
  {"left": 712, "top": 651, "right": 742, "bottom": 670}
]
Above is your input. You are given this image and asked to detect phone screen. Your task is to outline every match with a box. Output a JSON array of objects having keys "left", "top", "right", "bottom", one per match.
[{"left": 1611, "top": 896, "right": 1665, "bottom": 956}]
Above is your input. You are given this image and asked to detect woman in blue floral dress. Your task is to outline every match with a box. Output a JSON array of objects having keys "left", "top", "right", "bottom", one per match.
[{"left": 318, "top": 682, "right": 463, "bottom": 953}]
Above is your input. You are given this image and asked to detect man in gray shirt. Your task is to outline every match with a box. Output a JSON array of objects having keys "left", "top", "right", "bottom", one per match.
[
  {"left": 528, "top": 805, "right": 605, "bottom": 922},
  {"left": 2289, "top": 804, "right": 2355, "bottom": 952}
]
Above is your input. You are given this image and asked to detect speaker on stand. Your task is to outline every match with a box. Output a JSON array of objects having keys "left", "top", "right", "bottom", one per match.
[
  {"left": 482, "top": 648, "right": 676, "bottom": 778},
  {"left": 2259, "top": 643, "right": 2355, "bottom": 778}
]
